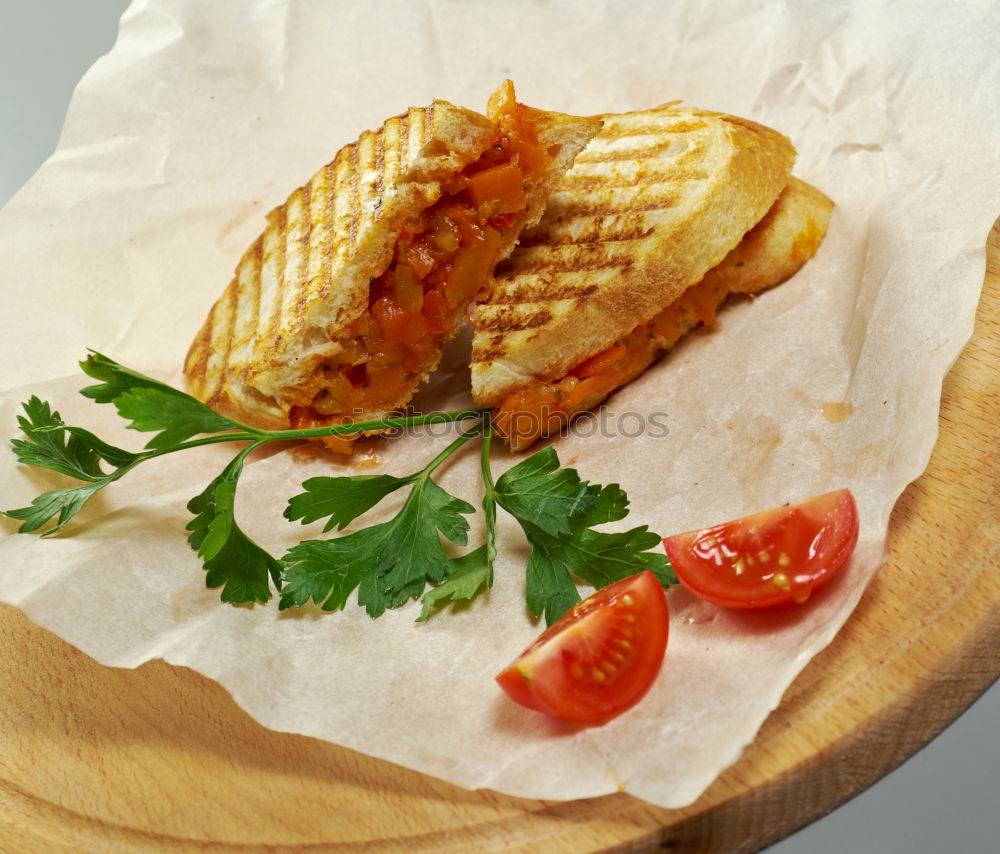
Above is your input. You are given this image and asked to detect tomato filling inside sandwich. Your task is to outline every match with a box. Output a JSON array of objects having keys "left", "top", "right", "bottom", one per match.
[
  {"left": 289, "top": 84, "right": 550, "bottom": 453},
  {"left": 493, "top": 277, "right": 731, "bottom": 451}
]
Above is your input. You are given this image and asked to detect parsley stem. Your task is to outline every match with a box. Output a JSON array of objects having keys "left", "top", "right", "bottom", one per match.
[
  {"left": 104, "top": 410, "right": 489, "bottom": 476},
  {"left": 480, "top": 417, "right": 498, "bottom": 575},
  {"left": 145, "top": 408, "right": 489, "bottom": 455},
  {"left": 258, "top": 409, "right": 488, "bottom": 441},
  {"left": 421, "top": 418, "right": 488, "bottom": 477}
]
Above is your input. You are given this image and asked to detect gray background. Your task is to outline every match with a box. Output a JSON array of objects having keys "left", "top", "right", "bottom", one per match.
[{"left": 1, "top": 1, "right": 996, "bottom": 851}]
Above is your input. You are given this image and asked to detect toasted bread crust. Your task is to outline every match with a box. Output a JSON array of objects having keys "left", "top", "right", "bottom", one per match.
[
  {"left": 703, "top": 176, "right": 833, "bottom": 295},
  {"left": 497, "top": 177, "right": 834, "bottom": 450},
  {"left": 185, "top": 100, "right": 497, "bottom": 428},
  {"left": 470, "top": 106, "right": 797, "bottom": 407}
]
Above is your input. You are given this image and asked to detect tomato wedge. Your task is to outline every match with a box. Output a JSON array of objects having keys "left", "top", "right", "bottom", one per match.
[
  {"left": 496, "top": 571, "right": 669, "bottom": 722},
  {"left": 663, "top": 489, "right": 858, "bottom": 609}
]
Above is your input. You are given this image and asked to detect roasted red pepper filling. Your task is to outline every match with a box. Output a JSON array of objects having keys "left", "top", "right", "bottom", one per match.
[
  {"left": 493, "top": 276, "right": 730, "bottom": 451},
  {"left": 290, "top": 84, "right": 549, "bottom": 453}
]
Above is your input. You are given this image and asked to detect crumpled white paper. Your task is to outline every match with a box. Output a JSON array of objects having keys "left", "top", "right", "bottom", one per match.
[{"left": 1, "top": 0, "right": 998, "bottom": 809}]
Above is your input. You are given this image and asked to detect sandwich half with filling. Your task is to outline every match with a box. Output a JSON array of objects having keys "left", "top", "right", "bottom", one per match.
[
  {"left": 469, "top": 105, "right": 831, "bottom": 449},
  {"left": 185, "top": 81, "right": 601, "bottom": 451}
]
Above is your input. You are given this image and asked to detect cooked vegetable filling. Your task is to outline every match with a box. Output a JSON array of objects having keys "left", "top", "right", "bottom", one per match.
[
  {"left": 290, "top": 86, "right": 548, "bottom": 452},
  {"left": 493, "top": 276, "right": 731, "bottom": 450}
]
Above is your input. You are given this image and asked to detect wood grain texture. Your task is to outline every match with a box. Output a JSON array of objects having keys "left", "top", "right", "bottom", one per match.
[{"left": 1, "top": 221, "right": 997, "bottom": 853}]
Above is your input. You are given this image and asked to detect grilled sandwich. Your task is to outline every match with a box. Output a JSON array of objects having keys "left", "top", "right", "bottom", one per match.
[
  {"left": 487, "top": 176, "right": 833, "bottom": 448},
  {"left": 184, "top": 81, "right": 601, "bottom": 450},
  {"left": 468, "top": 104, "right": 810, "bottom": 448}
]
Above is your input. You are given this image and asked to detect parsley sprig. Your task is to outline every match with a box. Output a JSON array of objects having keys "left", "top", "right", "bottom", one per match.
[
  {"left": 4, "top": 352, "right": 673, "bottom": 623},
  {"left": 280, "top": 424, "right": 482, "bottom": 616}
]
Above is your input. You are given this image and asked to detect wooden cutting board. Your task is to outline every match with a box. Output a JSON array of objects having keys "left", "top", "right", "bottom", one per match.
[{"left": 1, "top": 222, "right": 996, "bottom": 854}]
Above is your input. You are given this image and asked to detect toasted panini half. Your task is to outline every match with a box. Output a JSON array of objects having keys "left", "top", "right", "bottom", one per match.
[
  {"left": 470, "top": 104, "right": 797, "bottom": 409},
  {"left": 491, "top": 177, "right": 834, "bottom": 449},
  {"left": 184, "top": 82, "right": 601, "bottom": 446}
]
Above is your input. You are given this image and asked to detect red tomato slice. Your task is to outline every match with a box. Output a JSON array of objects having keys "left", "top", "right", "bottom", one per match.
[
  {"left": 496, "top": 571, "right": 669, "bottom": 722},
  {"left": 663, "top": 489, "right": 858, "bottom": 609}
]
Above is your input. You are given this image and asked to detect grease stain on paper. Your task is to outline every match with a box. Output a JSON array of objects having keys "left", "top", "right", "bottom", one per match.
[{"left": 821, "top": 401, "right": 854, "bottom": 423}]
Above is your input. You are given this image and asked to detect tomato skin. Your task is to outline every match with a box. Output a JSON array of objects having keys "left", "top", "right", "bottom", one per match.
[
  {"left": 663, "top": 489, "right": 859, "bottom": 609},
  {"left": 496, "top": 571, "right": 669, "bottom": 723}
]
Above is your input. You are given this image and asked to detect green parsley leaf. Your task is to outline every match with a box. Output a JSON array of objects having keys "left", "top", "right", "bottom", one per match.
[
  {"left": 186, "top": 443, "right": 281, "bottom": 604},
  {"left": 527, "top": 522, "right": 675, "bottom": 617},
  {"left": 494, "top": 446, "right": 674, "bottom": 625},
  {"left": 5, "top": 482, "right": 107, "bottom": 535},
  {"left": 284, "top": 473, "right": 414, "bottom": 532},
  {"left": 416, "top": 545, "right": 493, "bottom": 621},
  {"left": 492, "top": 445, "right": 594, "bottom": 536},
  {"left": 3, "top": 397, "right": 144, "bottom": 534},
  {"left": 280, "top": 475, "right": 476, "bottom": 616},
  {"left": 81, "top": 351, "right": 242, "bottom": 448},
  {"left": 9, "top": 396, "right": 138, "bottom": 480},
  {"left": 577, "top": 482, "right": 631, "bottom": 526},
  {"left": 519, "top": 523, "right": 586, "bottom": 624}
]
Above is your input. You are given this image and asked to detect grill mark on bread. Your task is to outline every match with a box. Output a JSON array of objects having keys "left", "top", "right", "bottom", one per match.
[
  {"left": 406, "top": 109, "right": 422, "bottom": 169},
  {"left": 516, "top": 224, "right": 653, "bottom": 247},
  {"left": 412, "top": 109, "right": 423, "bottom": 165},
  {"left": 381, "top": 116, "right": 400, "bottom": 200},
  {"left": 348, "top": 138, "right": 361, "bottom": 252},
  {"left": 593, "top": 119, "right": 708, "bottom": 138},
  {"left": 318, "top": 161, "right": 335, "bottom": 299},
  {"left": 373, "top": 127, "right": 385, "bottom": 218},
  {"left": 393, "top": 112, "right": 408, "bottom": 183},
  {"left": 495, "top": 254, "right": 631, "bottom": 275},
  {"left": 259, "top": 207, "right": 284, "bottom": 346},
  {"left": 220, "top": 247, "right": 247, "bottom": 393},
  {"left": 471, "top": 344, "right": 513, "bottom": 363},
  {"left": 423, "top": 104, "right": 436, "bottom": 145},
  {"left": 280, "top": 197, "right": 299, "bottom": 343},
  {"left": 556, "top": 171, "right": 697, "bottom": 191},
  {"left": 297, "top": 182, "right": 312, "bottom": 301},
  {"left": 356, "top": 129, "right": 378, "bottom": 257},
  {"left": 549, "top": 199, "right": 680, "bottom": 216},
  {"left": 484, "top": 283, "right": 600, "bottom": 305},
  {"left": 475, "top": 306, "right": 554, "bottom": 333},
  {"left": 185, "top": 312, "right": 212, "bottom": 399},
  {"left": 574, "top": 137, "right": 698, "bottom": 164}
]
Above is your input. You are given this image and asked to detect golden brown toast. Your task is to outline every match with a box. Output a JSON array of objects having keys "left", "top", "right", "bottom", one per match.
[
  {"left": 184, "top": 85, "right": 601, "bottom": 437},
  {"left": 491, "top": 177, "right": 834, "bottom": 450},
  {"left": 470, "top": 105, "right": 797, "bottom": 408}
]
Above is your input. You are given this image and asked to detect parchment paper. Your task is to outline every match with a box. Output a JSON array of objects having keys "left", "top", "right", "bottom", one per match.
[{"left": 1, "top": 0, "right": 998, "bottom": 809}]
